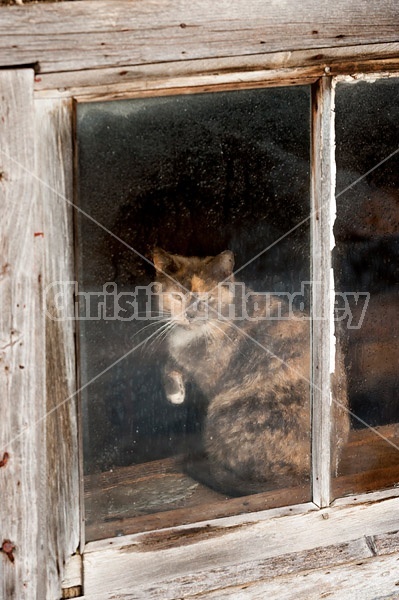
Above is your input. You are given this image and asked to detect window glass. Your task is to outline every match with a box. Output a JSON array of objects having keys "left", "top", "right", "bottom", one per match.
[
  {"left": 76, "top": 87, "right": 311, "bottom": 540},
  {"left": 333, "top": 78, "right": 399, "bottom": 497}
]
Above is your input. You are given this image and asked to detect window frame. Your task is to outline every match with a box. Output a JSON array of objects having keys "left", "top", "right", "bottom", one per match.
[{"left": 1, "top": 3, "right": 399, "bottom": 598}]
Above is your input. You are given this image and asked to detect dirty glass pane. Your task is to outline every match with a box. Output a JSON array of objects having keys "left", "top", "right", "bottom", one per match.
[
  {"left": 333, "top": 78, "right": 399, "bottom": 497},
  {"left": 76, "top": 87, "right": 311, "bottom": 541}
]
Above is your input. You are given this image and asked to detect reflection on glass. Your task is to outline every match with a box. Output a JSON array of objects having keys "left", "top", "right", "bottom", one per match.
[
  {"left": 333, "top": 79, "right": 399, "bottom": 497},
  {"left": 76, "top": 87, "right": 311, "bottom": 540}
]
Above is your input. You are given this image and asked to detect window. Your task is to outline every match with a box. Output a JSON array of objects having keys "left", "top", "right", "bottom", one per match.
[
  {"left": 2, "top": 4, "right": 399, "bottom": 597},
  {"left": 333, "top": 77, "right": 399, "bottom": 497},
  {"left": 72, "top": 75, "right": 399, "bottom": 543},
  {"left": 76, "top": 87, "right": 312, "bottom": 540}
]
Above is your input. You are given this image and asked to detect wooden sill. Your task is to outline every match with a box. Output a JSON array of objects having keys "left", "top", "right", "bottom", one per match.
[{"left": 84, "top": 424, "right": 399, "bottom": 541}]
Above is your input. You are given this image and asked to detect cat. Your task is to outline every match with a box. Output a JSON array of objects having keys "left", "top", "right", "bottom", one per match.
[{"left": 153, "top": 247, "right": 349, "bottom": 496}]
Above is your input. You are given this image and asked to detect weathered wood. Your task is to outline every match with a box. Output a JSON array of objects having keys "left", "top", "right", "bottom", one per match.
[
  {"left": 83, "top": 495, "right": 399, "bottom": 599},
  {"left": 88, "top": 537, "right": 374, "bottom": 600},
  {"left": 0, "top": 75, "right": 80, "bottom": 600},
  {"left": 187, "top": 552, "right": 399, "bottom": 599},
  {"left": 92, "top": 502, "right": 319, "bottom": 549},
  {"left": 33, "top": 42, "right": 399, "bottom": 100},
  {"left": 331, "top": 486, "right": 399, "bottom": 508},
  {"left": 0, "top": 69, "right": 46, "bottom": 599},
  {"left": 58, "top": 72, "right": 320, "bottom": 103},
  {"left": 35, "top": 98, "right": 80, "bottom": 597},
  {"left": 61, "top": 553, "right": 82, "bottom": 598},
  {"left": 311, "top": 76, "right": 335, "bottom": 507},
  {"left": 0, "top": 1, "right": 399, "bottom": 74},
  {"left": 62, "top": 553, "right": 82, "bottom": 589},
  {"left": 373, "top": 531, "right": 399, "bottom": 556}
]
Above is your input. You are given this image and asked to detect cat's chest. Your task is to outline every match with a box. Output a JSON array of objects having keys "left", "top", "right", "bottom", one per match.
[
  {"left": 168, "top": 327, "right": 230, "bottom": 389},
  {"left": 168, "top": 327, "right": 203, "bottom": 352}
]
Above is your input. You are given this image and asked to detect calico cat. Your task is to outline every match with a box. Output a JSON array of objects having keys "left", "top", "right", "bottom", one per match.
[{"left": 153, "top": 248, "right": 349, "bottom": 496}]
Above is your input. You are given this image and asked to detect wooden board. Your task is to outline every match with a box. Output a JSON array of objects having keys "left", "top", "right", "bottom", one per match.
[
  {"left": 0, "top": 69, "right": 46, "bottom": 600},
  {"left": 83, "top": 494, "right": 399, "bottom": 599},
  {"left": 192, "top": 552, "right": 399, "bottom": 599},
  {"left": 311, "top": 76, "right": 335, "bottom": 507},
  {"left": 0, "top": 73, "right": 80, "bottom": 600},
  {"left": 33, "top": 42, "right": 399, "bottom": 101},
  {"left": 35, "top": 98, "right": 81, "bottom": 595},
  {"left": 0, "top": 0, "right": 399, "bottom": 75},
  {"left": 86, "top": 537, "right": 375, "bottom": 600}
]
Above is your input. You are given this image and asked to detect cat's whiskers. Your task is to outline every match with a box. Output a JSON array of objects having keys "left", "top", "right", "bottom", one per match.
[
  {"left": 148, "top": 320, "right": 177, "bottom": 350},
  {"left": 139, "top": 320, "right": 176, "bottom": 353},
  {"left": 130, "top": 317, "right": 171, "bottom": 341}
]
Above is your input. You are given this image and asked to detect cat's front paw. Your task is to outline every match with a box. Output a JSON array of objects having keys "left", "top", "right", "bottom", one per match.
[{"left": 164, "top": 370, "right": 185, "bottom": 405}]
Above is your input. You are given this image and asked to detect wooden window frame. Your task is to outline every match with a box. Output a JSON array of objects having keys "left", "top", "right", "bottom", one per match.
[{"left": 1, "top": 3, "right": 399, "bottom": 598}]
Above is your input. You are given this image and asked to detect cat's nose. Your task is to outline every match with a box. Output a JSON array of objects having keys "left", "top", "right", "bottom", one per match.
[{"left": 185, "top": 304, "right": 198, "bottom": 321}]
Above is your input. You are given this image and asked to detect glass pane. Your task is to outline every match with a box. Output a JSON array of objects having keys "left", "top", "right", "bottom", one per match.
[
  {"left": 333, "top": 78, "right": 399, "bottom": 497},
  {"left": 76, "top": 87, "right": 312, "bottom": 541}
]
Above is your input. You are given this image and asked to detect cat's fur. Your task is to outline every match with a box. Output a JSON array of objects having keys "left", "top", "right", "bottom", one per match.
[{"left": 153, "top": 248, "right": 349, "bottom": 496}]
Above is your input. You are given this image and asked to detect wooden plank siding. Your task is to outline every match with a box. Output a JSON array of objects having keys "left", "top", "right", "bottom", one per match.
[
  {"left": 83, "top": 494, "right": 399, "bottom": 599},
  {"left": 187, "top": 553, "right": 399, "bottom": 600},
  {"left": 0, "top": 73, "right": 79, "bottom": 599},
  {"left": 0, "top": 0, "right": 398, "bottom": 75},
  {"left": 0, "top": 69, "right": 46, "bottom": 600}
]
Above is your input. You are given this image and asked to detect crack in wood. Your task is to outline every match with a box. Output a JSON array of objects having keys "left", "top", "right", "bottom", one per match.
[{"left": 365, "top": 535, "right": 378, "bottom": 556}]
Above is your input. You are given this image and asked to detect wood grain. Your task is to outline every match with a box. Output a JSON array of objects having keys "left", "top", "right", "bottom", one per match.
[
  {"left": 61, "top": 553, "right": 82, "bottom": 598},
  {"left": 311, "top": 76, "right": 335, "bottom": 507},
  {"left": 1, "top": 0, "right": 399, "bottom": 74},
  {"left": 0, "top": 75, "right": 80, "bottom": 600},
  {"left": 190, "top": 552, "right": 399, "bottom": 599},
  {"left": 83, "top": 495, "right": 399, "bottom": 599},
  {"left": 86, "top": 537, "right": 374, "bottom": 600},
  {"left": 0, "top": 69, "right": 46, "bottom": 600},
  {"left": 0, "top": 4, "right": 397, "bottom": 599},
  {"left": 35, "top": 98, "right": 80, "bottom": 597},
  {"left": 33, "top": 42, "right": 399, "bottom": 100}
]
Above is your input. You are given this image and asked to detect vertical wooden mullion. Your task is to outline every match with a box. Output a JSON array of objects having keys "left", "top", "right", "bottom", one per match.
[
  {"left": 311, "top": 76, "right": 336, "bottom": 508},
  {"left": 35, "top": 98, "right": 81, "bottom": 597}
]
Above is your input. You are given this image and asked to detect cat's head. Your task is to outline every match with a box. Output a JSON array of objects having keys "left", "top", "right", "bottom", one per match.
[{"left": 152, "top": 248, "right": 235, "bottom": 329}]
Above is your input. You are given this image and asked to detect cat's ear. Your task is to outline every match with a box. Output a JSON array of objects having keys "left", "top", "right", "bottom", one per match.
[
  {"left": 208, "top": 250, "right": 235, "bottom": 280},
  {"left": 153, "top": 248, "right": 181, "bottom": 274}
]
